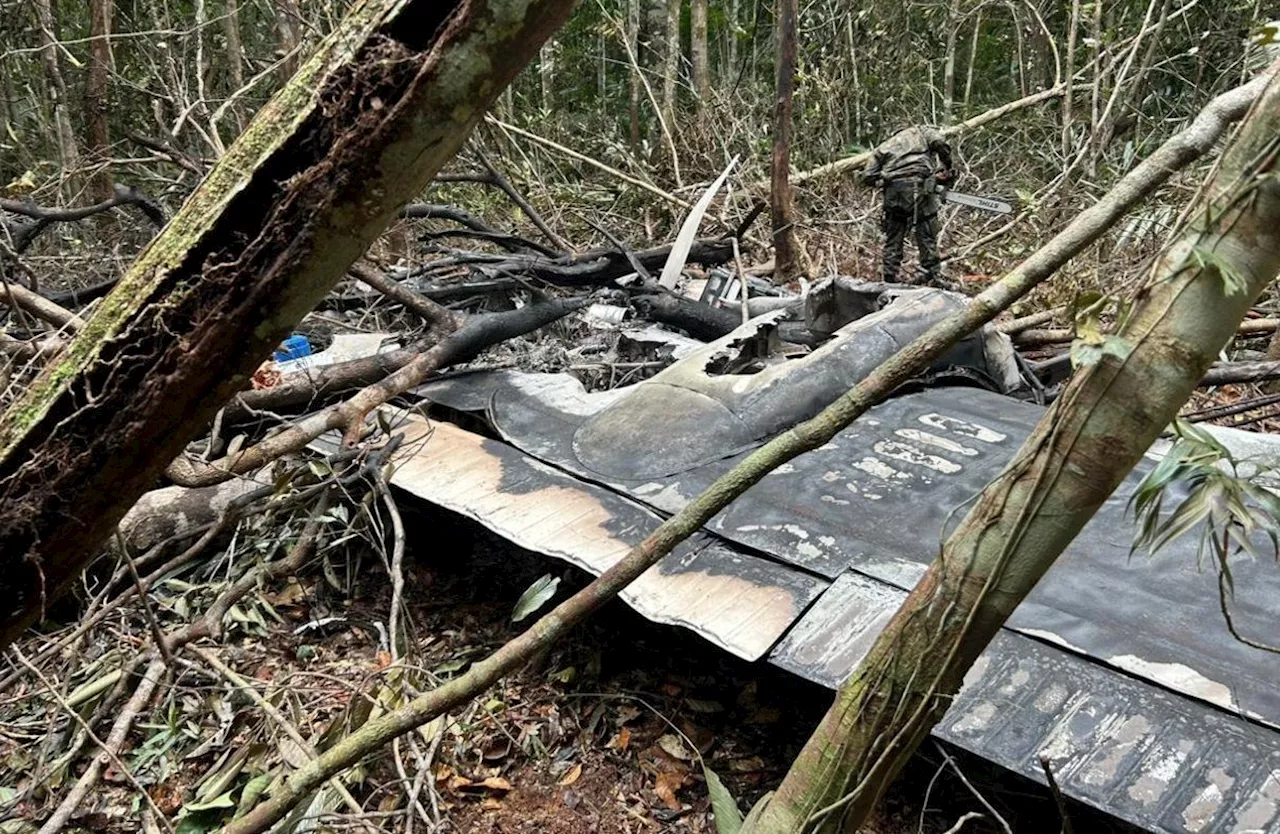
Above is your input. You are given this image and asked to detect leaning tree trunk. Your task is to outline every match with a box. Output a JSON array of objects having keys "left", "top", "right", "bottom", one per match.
[
  {"left": 0, "top": 0, "right": 576, "bottom": 649},
  {"left": 742, "top": 70, "right": 1280, "bottom": 834},
  {"left": 770, "top": 0, "right": 804, "bottom": 281}
]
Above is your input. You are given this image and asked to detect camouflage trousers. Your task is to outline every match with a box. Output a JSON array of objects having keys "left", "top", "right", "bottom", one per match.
[{"left": 881, "top": 178, "right": 941, "bottom": 285}]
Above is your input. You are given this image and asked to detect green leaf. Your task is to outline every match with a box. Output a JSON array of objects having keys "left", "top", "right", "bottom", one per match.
[
  {"left": 175, "top": 812, "right": 225, "bottom": 834},
  {"left": 512, "top": 574, "right": 560, "bottom": 622},
  {"left": 434, "top": 657, "right": 469, "bottom": 675},
  {"left": 1188, "top": 243, "right": 1249, "bottom": 296},
  {"left": 704, "top": 765, "right": 743, "bottom": 834},
  {"left": 183, "top": 790, "right": 237, "bottom": 812},
  {"left": 1070, "top": 341, "right": 1102, "bottom": 369},
  {"left": 236, "top": 771, "right": 272, "bottom": 817}
]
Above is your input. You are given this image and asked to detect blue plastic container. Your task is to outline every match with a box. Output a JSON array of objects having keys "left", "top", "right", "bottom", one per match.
[{"left": 273, "top": 334, "right": 312, "bottom": 362}]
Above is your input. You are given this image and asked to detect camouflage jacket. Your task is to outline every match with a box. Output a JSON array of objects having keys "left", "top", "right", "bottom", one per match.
[{"left": 863, "top": 126, "right": 954, "bottom": 185}]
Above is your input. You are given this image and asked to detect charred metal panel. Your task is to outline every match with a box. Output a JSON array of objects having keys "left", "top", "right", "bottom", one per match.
[
  {"left": 933, "top": 632, "right": 1280, "bottom": 834},
  {"left": 769, "top": 572, "right": 907, "bottom": 686},
  {"left": 425, "top": 375, "right": 1280, "bottom": 726},
  {"left": 353, "top": 410, "right": 826, "bottom": 662},
  {"left": 409, "top": 371, "right": 1280, "bottom": 834}
]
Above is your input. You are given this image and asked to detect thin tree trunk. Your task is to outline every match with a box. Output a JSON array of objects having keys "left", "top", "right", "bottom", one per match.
[
  {"left": 0, "top": 0, "right": 578, "bottom": 648},
  {"left": 691, "top": 0, "right": 710, "bottom": 107},
  {"left": 941, "top": 0, "right": 961, "bottom": 123},
  {"left": 962, "top": 8, "right": 982, "bottom": 111},
  {"left": 627, "top": 0, "right": 642, "bottom": 148},
  {"left": 1091, "top": 0, "right": 1165, "bottom": 164},
  {"left": 741, "top": 68, "right": 1280, "bottom": 834},
  {"left": 86, "top": 0, "right": 114, "bottom": 202},
  {"left": 640, "top": 0, "right": 667, "bottom": 144},
  {"left": 1009, "top": 2, "right": 1026, "bottom": 97},
  {"left": 224, "top": 0, "right": 244, "bottom": 92},
  {"left": 33, "top": 0, "right": 79, "bottom": 189},
  {"left": 539, "top": 39, "right": 556, "bottom": 111},
  {"left": 728, "top": 0, "right": 739, "bottom": 74},
  {"left": 1090, "top": 0, "right": 1104, "bottom": 138},
  {"left": 662, "top": 0, "right": 681, "bottom": 123},
  {"left": 848, "top": 17, "right": 862, "bottom": 137},
  {"left": 1062, "top": 0, "right": 1081, "bottom": 156},
  {"left": 771, "top": 0, "right": 803, "bottom": 281},
  {"left": 275, "top": 0, "right": 302, "bottom": 83}
]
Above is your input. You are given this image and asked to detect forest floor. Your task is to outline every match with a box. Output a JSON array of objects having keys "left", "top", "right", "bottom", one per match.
[
  {"left": 374, "top": 508, "right": 1143, "bottom": 834},
  {"left": 3, "top": 500, "right": 1147, "bottom": 834}
]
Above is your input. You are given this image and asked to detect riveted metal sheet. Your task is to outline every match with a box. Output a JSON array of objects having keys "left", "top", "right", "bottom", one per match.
[
  {"left": 933, "top": 632, "right": 1280, "bottom": 834},
  {"left": 768, "top": 572, "right": 906, "bottom": 687}
]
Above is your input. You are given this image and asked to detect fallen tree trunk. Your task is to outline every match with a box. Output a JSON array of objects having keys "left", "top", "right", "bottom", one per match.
[
  {"left": 430, "top": 238, "right": 736, "bottom": 285},
  {"left": 0, "top": 0, "right": 577, "bottom": 648},
  {"left": 1016, "top": 317, "right": 1278, "bottom": 347},
  {"left": 0, "top": 282, "right": 84, "bottom": 331},
  {"left": 167, "top": 296, "right": 585, "bottom": 485},
  {"left": 1199, "top": 360, "right": 1280, "bottom": 387}
]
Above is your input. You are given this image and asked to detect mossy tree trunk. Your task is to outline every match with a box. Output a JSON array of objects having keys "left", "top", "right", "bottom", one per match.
[
  {"left": 0, "top": 0, "right": 576, "bottom": 648},
  {"left": 743, "top": 72, "right": 1280, "bottom": 834}
]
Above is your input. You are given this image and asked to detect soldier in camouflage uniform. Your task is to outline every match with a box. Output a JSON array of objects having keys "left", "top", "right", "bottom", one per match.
[{"left": 862, "top": 125, "right": 955, "bottom": 285}]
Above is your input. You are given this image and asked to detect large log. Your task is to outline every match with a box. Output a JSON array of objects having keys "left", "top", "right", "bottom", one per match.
[{"left": 0, "top": 0, "right": 576, "bottom": 647}]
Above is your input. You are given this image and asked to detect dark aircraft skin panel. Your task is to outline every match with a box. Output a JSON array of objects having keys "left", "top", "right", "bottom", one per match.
[{"left": 407, "top": 371, "right": 1280, "bottom": 833}]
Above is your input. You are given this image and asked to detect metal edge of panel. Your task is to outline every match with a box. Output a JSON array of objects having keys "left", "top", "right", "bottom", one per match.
[{"left": 322, "top": 409, "right": 828, "bottom": 664}]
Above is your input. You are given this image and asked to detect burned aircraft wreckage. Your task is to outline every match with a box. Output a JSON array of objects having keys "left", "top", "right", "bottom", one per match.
[{"left": 320, "top": 279, "right": 1280, "bottom": 833}]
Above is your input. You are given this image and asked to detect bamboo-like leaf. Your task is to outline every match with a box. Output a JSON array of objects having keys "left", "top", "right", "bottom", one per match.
[
  {"left": 704, "top": 765, "right": 744, "bottom": 834},
  {"left": 512, "top": 574, "right": 560, "bottom": 622}
]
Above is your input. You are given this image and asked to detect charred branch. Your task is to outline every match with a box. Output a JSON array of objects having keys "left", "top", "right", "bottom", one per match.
[
  {"left": 455, "top": 238, "right": 734, "bottom": 286},
  {"left": 220, "top": 297, "right": 585, "bottom": 425},
  {"left": 0, "top": 185, "right": 166, "bottom": 253}
]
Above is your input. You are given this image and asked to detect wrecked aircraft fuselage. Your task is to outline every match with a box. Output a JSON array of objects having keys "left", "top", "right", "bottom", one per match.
[{"left": 323, "top": 283, "right": 1280, "bottom": 834}]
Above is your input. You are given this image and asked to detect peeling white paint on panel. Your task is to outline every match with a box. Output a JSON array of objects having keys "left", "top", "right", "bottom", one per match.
[
  {"left": 1233, "top": 769, "right": 1280, "bottom": 832},
  {"left": 956, "top": 653, "right": 991, "bottom": 698},
  {"left": 853, "top": 457, "right": 912, "bottom": 481},
  {"left": 1108, "top": 655, "right": 1237, "bottom": 710},
  {"left": 1080, "top": 714, "right": 1151, "bottom": 786},
  {"left": 895, "top": 428, "right": 979, "bottom": 457},
  {"left": 1128, "top": 738, "right": 1195, "bottom": 806},
  {"left": 1183, "top": 767, "right": 1234, "bottom": 832},
  {"left": 952, "top": 700, "right": 999, "bottom": 733},
  {"left": 918, "top": 412, "right": 1007, "bottom": 443},
  {"left": 874, "top": 440, "right": 963, "bottom": 474},
  {"left": 1021, "top": 628, "right": 1088, "bottom": 654},
  {"left": 1034, "top": 682, "right": 1069, "bottom": 713}
]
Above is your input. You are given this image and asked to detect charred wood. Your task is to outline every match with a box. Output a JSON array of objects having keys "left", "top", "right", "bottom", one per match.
[
  {"left": 220, "top": 296, "right": 585, "bottom": 425},
  {"left": 0, "top": 185, "right": 166, "bottom": 253}
]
